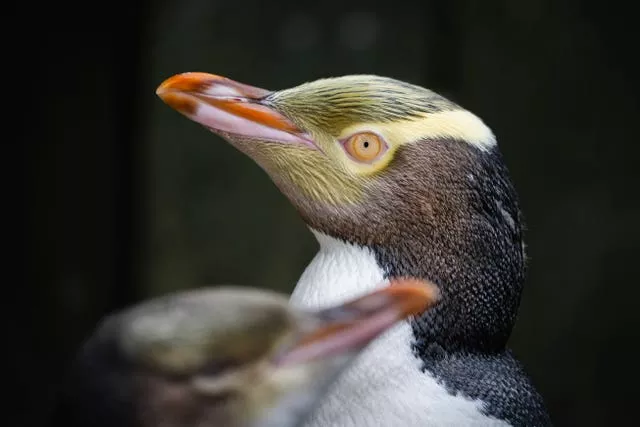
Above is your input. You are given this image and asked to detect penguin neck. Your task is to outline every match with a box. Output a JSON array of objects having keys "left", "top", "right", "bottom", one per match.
[
  {"left": 291, "top": 215, "right": 524, "bottom": 355},
  {"left": 289, "top": 230, "right": 388, "bottom": 310}
]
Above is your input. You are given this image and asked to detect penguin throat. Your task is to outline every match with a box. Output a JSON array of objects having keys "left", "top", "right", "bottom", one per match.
[{"left": 289, "top": 230, "right": 387, "bottom": 310}]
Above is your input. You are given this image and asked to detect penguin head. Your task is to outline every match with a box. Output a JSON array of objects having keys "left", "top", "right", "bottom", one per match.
[
  {"left": 155, "top": 73, "right": 494, "bottom": 215},
  {"left": 54, "top": 282, "right": 438, "bottom": 427}
]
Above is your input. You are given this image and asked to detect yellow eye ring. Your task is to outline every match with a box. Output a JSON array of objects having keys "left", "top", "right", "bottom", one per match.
[{"left": 343, "top": 132, "right": 387, "bottom": 163}]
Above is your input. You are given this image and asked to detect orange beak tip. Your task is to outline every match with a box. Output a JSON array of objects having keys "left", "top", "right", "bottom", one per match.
[
  {"left": 386, "top": 278, "right": 441, "bottom": 317},
  {"left": 156, "top": 72, "right": 223, "bottom": 97}
]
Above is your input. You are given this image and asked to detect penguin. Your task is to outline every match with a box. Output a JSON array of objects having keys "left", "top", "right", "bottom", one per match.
[
  {"left": 156, "top": 73, "right": 552, "bottom": 426},
  {"left": 48, "top": 280, "right": 438, "bottom": 427}
]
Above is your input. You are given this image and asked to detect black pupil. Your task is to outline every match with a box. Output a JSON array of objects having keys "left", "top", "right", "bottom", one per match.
[{"left": 363, "top": 141, "right": 369, "bottom": 148}]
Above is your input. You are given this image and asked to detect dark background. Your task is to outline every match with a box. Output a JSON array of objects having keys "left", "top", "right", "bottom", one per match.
[{"left": 23, "top": 0, "right": 638, "bottom": 425}]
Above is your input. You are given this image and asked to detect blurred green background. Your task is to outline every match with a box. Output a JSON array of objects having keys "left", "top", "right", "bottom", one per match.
[{"left": 24, "top": 0, "right": 638, "bottom": 426}]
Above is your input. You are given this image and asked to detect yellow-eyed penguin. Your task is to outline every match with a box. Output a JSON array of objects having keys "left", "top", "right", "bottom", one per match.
[{"left": 156, "top": 72, "right": 552, "bottom": 426}]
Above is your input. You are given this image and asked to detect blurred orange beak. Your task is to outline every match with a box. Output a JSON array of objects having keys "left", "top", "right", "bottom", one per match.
[
  {"left": 156, "top": 72, "right": 314, "bottom": 147},
  {"left": 276, "top": 278, "right": 440, "bottom": 366}
]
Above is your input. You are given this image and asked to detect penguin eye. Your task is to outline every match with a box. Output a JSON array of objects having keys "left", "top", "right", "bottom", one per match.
[{"left": 342, "top": 132, "right": 387, "bottom": 163}]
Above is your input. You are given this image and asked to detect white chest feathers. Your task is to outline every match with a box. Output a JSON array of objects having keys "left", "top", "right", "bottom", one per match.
[{"left": 289, "top": 231, "right": 510, "bottom": 427}]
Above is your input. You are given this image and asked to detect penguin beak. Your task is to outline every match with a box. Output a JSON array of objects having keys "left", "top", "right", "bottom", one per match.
[
  {"left": 276, "top": 279, "right": 439, "bottom": 366},
  {"left": 156, "top": 72, "right": 315, "bottom": 148}
]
